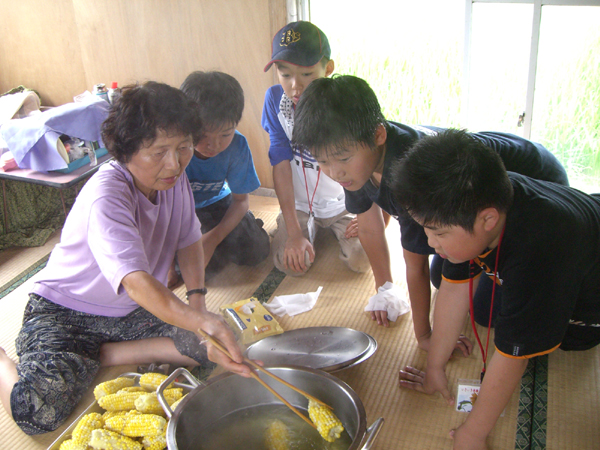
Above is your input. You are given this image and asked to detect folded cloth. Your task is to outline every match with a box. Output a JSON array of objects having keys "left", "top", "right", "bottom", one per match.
[
  {"left": 0, "top": 96, "right": 109, "bottom": 171},
  {"left": 364, "top": 281, "right": 410, "bottom": 322},
  {"left": 266, "top": 286, "right": 323, "bottom": 317}
]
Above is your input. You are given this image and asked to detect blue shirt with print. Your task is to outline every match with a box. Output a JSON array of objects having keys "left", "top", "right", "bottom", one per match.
[{"left": 186, "top": 131, "right": 260, "bottom": 209}]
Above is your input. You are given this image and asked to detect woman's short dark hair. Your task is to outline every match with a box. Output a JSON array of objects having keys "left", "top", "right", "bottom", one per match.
[
  {"left": 292, "top": 74, "right": 387, "bottom": 158},
  {"left": 391, "top": 129, "right": 514, "bottom": 232},
  {"left": 101, "top": 81, "right": 201, "bottom": 163},
  {"left": 180, "top": 71, "right": 244, "bottom": 130}
]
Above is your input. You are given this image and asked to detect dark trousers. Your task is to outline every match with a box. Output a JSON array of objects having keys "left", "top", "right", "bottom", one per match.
[{"left": 197, "top": 194, "right": 270, "bottom": 276}]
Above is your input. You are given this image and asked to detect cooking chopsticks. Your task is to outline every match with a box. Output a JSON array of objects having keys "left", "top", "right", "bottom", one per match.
[{"left": 197, "top": 329, "right": 331, "bottom": 428}]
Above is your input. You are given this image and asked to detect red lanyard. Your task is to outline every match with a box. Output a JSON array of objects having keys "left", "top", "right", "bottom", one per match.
[
  {"left": 469, "top": 226, "right": 505, "bottom": 382},
  {"left": 300, "top": 152, "right": 321, "bottom": 215}
]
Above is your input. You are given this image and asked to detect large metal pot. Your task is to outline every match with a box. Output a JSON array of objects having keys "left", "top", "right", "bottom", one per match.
[{"left": 158, "top": 366, "right": 384, "bottom": 450}]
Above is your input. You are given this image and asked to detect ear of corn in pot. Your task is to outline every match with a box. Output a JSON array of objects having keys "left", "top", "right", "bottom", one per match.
[
  {"left": 265, "top": 419, "right": 290, "bottom": 450},
  {"left": 308, "top": 399, "right": 344, "bottom": 442}
]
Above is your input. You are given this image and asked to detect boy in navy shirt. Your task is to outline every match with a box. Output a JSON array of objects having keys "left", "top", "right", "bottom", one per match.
[
  {"left": 170, "top": 71, "right": 269, "bottom": 285},
  {"left": 292, "top": 74, "right": 568, "bottom": 354},
  {"left": 392, "top": 129, "right": 600, "bottom": 449}
]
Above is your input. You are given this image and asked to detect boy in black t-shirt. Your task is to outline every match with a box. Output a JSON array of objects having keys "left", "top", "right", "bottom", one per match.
[
  {"left": 292, "top": 75, "right": 569, "bottom": 358},
  {"left": 391, "top": 129, "right": 600, "bottom": 448}
]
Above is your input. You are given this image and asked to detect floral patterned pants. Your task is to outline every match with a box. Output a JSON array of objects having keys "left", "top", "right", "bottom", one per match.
[{"left": 11, "top": 294, "right": 213, "bottom": 435}]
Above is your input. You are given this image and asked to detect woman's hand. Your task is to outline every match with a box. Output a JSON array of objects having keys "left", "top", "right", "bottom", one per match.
[{"left": 197, "top": 312, "right": 252, "bottom": 377}]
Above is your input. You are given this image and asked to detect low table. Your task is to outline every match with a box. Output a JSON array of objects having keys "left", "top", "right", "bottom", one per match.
[{"left": 0, "top": 153, "right": 113, "bottom": 232}]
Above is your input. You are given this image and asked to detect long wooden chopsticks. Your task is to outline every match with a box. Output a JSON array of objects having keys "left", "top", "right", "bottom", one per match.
[{"left": 197, "top": 329, "right": 330, "bottom": 429}]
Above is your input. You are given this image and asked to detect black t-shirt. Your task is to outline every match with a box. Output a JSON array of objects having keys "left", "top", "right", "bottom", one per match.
[
  {"left": 442, "top": 173, "right": 600, "bottom": 357},
  {"left": 344, "top": 122, "right": 569, "bottom": 254}
]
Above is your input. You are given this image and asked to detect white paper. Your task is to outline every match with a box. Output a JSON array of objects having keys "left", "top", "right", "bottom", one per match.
[{"left": 266, "top": 286, "right": 323, "bottom": 317}]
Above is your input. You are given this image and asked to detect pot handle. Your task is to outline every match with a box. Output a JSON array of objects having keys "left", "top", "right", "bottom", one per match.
[
  {"left": 157, "top": 367, "right": 203, "bottom": 419},
  {"left": 359, "top": 417, "right": 385, "bottom": 450}
]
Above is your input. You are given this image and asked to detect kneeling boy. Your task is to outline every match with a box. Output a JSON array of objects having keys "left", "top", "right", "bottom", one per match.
[
  {"left": 393, "top": 129, "right": 600, "bottom": 448},
  {"left": 175, "top": 71, "right": 270, "bottom": 282}
]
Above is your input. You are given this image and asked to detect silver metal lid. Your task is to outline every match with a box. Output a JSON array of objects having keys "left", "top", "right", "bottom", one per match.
[{"left": 244, "top": 326, "right": 377, "bottom": 373}]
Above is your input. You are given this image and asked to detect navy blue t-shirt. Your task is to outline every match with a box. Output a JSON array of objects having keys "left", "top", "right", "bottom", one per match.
[
  {"left": 344, "top": 122, "right": 569, "bottom": 254},
  {"left": 442, "top": 173, "right": 600, "bottom": 357}
]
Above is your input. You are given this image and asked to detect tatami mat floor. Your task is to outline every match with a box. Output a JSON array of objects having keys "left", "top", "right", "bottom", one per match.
[{"left": 1, "top": 193, "right": 599, "bottom": 450}]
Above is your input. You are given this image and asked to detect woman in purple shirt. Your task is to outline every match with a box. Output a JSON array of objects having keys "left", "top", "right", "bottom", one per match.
[{"left": 0, "top": 82, "right": 250, "bottom": 435}]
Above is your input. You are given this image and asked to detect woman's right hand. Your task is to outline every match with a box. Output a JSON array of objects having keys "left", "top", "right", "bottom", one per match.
[{"left": 197, "top": 312, "right": 252, "bottom": 377}]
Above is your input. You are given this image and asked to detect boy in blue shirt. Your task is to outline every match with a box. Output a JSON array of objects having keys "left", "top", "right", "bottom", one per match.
[
  {"left": 262, "top": 21, "right": 369, "bottom": 277},
  {"left": 392, "top": 129, "right": 600, "bottom": 449},
  {"left": 170, "top": 71, "right": 269, "bottom": 285}
]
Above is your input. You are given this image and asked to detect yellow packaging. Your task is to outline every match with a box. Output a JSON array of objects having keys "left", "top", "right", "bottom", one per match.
[{"left": 220, "top": 297, "right": 284, "bottom": 345}]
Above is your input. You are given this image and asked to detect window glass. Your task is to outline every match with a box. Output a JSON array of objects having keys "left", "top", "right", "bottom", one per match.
[
  {"left": 532, "top": 5, "right": 600, "bottom": 191},
  {"left": 311, "top": 0, "right": 464, "bottom": 127}
]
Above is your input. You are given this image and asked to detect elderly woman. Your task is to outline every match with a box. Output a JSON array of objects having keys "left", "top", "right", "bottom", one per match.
[{"left": 0, "top": 81, "right": 249, "bottom": 435}]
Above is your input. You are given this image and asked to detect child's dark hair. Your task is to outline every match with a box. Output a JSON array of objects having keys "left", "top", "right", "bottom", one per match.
[
  {"left": 101, "top": 81, "right": 201, "bottom": 163},
  {"left": 292, "top": 75, "right": 386, "bottom": 157},
  {"left": 180, "top": 71, "right": 244, "bottom": 129},
  {"left": 391, "top": 129, "right": 514, "bottom": 232}
]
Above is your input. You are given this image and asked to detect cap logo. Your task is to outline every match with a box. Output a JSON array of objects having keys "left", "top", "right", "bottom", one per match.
[{"left": 280, "top": 29, "right": 301, "bottom": 47}]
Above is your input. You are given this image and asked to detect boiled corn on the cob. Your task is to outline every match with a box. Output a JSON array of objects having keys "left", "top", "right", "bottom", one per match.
[
  {"left": 102, "top": 410, "right": 130, "bottom": 421},
  {"left": 71, "top": 412, "right": 104, "bottom": 445},
  {"left": 118, "top": 386, "right": 147, "bottom": 393},
  {"left": 98, "top": 391, "right": 145, "bottom": 412},
  {"left": 59, "top": 439, "right": 88, "bottom": 450},
  {"left": 139, "top": 372, "right": 173, "bottom": 391},
  {"left": 141, "top": 430, "right": 167, "bottom": 450},
  {"left": 89, "top": 428, "right": 143, "bottom": 450},
  {"left": 308, "top": 399, "right": 344, "bottom": 442},
  {"left": 94, "top": 377, "right": 136, "bottom": 400},
  {"left": 167, "top": 393, "right": 187, "bottom": 413},
  {"left": 134, "top": 389, "right": 183, "bottom": 415},
  {"left": 104, "top": 411, "right": 166, "bottom": 438},
  {"left": 264, "top": 419, "right": 289, "bottom": 450}
]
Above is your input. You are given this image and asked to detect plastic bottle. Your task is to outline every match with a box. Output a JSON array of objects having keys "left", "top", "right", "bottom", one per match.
[
  {"left": 92, "top": 83, "right": 109, "bottom": 103},
  {"left": 108, "top": 81, "right": 120, "bottom": 104}
]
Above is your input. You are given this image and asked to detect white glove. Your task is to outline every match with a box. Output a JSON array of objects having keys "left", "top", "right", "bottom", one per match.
[
  {"left": 364, "top": 282, "right": 410, "bottom": 322},
  {"left": 265, "top": 286, "right": 323, "bottom": 317}
]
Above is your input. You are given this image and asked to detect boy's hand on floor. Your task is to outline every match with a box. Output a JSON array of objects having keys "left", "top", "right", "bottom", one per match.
[
  {"left": 398, "top": 366, "right": 454, "bottom": 405},
  {"left": 416, "top": 332, "right": 472, "bottom": 358},
  {"left": 370, "top": 310, "right": 390, "bottom": 327},
  {"left": 450, "top": 425, "right": 489, "bottom": 450}
]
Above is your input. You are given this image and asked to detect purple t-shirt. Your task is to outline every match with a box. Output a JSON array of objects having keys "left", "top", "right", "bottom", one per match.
[{"left": 32, "top": 161, "right": 201, "bottom": 317}]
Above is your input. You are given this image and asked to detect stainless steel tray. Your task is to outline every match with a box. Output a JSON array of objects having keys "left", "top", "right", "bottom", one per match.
[
  {"left": 244, "top": 326, "right": 377, "bottom": 373},
  {"left": 46, "top": 372, "right": 193, "bottom": 450}
]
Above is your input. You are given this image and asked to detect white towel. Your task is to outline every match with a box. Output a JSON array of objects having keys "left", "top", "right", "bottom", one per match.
[
  {"left": 265, "top": 286, "right": 323, "bottom": 317},
  {"left": 364, "top": 282, "right": 410, "bottom": 322}
]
